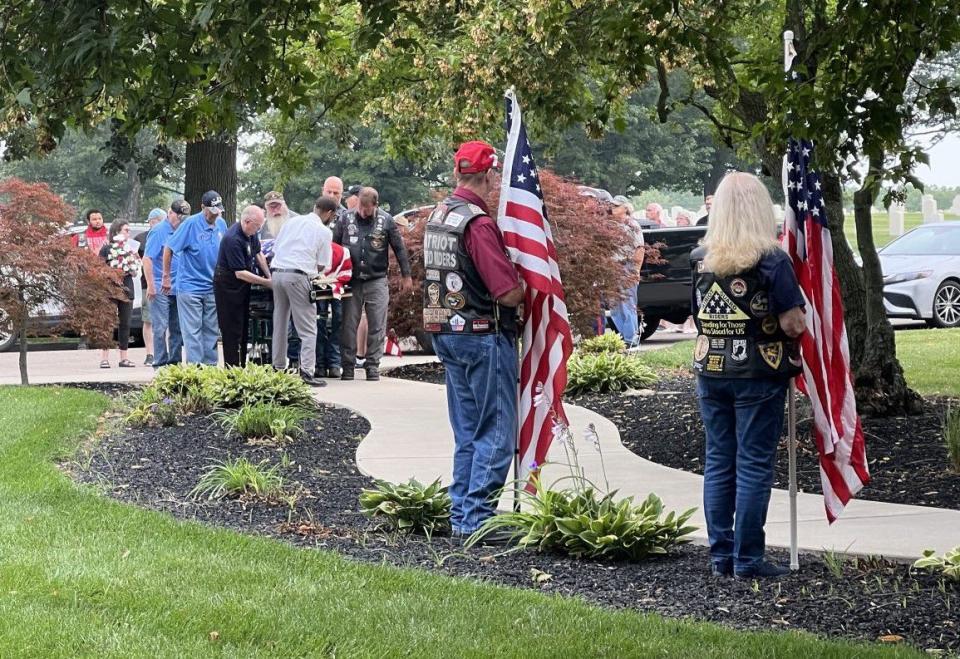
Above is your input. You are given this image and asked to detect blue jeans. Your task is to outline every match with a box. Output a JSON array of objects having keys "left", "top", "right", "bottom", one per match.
[
  {"left": 177, "top": 291, "right": 219, "bottom": 365},
  {"left": 609, "top": 286, "right": 638, "bottom": 344},
  {"left": 696, "top": 375, "right": 788, "bottom": 574},
  {"left": 150, "top": 293, "right": 182, "bottom": 368},
  {"left": 433, "top": 332, "right": 518, "bottom": 533},
  {"left": 315, "top": 299, "right": 342, "bottom": 369}
]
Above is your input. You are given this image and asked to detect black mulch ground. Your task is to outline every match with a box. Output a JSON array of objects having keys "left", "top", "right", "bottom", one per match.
[
  {"left": 388, "top": 362, "right": 960, "bottom": 511},
  {"left": 70, "top": 391, "right": 959, "bottom": 655}
]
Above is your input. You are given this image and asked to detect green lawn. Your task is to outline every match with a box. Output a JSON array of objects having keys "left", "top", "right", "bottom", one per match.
[
  {"left": 0, "top": 387, "right": 917, "bottom": 658},
  {"left": 841, "top": 211, "right": 924, "bottom": 253},
  {"left": 638, "top": 327, "right": 959, "bottom": 397}
]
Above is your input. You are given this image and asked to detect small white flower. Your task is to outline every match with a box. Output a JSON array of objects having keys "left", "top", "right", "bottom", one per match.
[
  {"left": 533, "top": 381, "right": 547, "bottom": 408},
  {"left": 584, "top": 423, "right": 601, "bottom": 452}
]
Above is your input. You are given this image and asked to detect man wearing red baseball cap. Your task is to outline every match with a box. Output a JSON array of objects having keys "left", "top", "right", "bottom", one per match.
[{"left": 422, "top": 140, "right": 523, "bottom": 538}]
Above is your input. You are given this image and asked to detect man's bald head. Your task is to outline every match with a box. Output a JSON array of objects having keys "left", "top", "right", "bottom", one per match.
[
  {"left": 323, "top": 176, "right": 344, "bottom": 205},
  {"left": 239, "top": 205, "right": 265, "bottom": 236}
]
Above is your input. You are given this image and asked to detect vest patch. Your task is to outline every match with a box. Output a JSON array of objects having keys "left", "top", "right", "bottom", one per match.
[
  {"left": 731, "top": 339, "right": 748, "bottom": 362},
  {"left": 698, "top": 282, "right": 750, "bottom": 321},
  {"left": 425, "top": 269, "right": 441, "bottom": 281},
  {"left": 709, "top": 338, "right": 726, "bottom": 350},
  {"left": 706, "top": 354, "right": 725, "bottom": 372},
  {"left": 449, "top": 314, "right": 466, "bottom": 332},
  {"left": 423, "top": 232, "right": 459, "bottom": 268},
  {"left": 729, "top": 278, "right": 747, "bottom": 297},
  {"left": 694, "top": 335, "right": 709, "bottom": 361},
  {"left": 761, "top": 315, "right": 779, "bottom": 335},
  {"left": 444, "top": 212, "right": 466, "bottom": 228},
  {"left": 750, "top": 292, "right": 769, "bottom": 316},
  {"left": 472, "top": 319, "right": 490, "bottom": 331},
  {"left": 426, "top": 283, "right": 441, "bottom": 307},
  {"left": 445, "top": 272, "right": 463, "bottom": 292},
  {"left": 444, "top": 292, "right": 466, "bottom": 310},
  {"left": 758, "top": 342, "right": 783, "bottom": 369},
  {"left": 423, "top": 308, "right": 451, "bottom": 324}
]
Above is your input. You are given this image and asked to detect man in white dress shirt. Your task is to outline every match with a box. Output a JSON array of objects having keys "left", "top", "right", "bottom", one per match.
[{"left": 270, "top": 197, "right": 337, "bottom": 386}]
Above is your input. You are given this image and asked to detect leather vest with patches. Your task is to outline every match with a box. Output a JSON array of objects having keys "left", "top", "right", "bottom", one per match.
[
  {"left": 421, "top": 195, "right": 516, "bottom": 335},
  {"left": 342, "top": 208, "right": 390, "bottom": 280},
  {"left": 690, "top": 247, "right": 801, "bottom": 379}
]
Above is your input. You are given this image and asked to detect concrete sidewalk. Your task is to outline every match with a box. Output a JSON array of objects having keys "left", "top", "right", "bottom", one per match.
[{"left": 4, "top": 344, "right": 958, "bottom": 560}]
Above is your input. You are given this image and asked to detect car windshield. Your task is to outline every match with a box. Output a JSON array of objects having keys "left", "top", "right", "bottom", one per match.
[{"left": 882, "top": 225, "right": 960, "bottom": 256}]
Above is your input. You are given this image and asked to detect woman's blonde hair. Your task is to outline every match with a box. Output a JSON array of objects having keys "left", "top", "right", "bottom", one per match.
[{"left": 702, "top": 172, "right": 781, "bottom": 276}]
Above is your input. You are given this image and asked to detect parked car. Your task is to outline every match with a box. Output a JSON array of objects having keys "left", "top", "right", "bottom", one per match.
[
  {"left": 880, "top": 222, "right": 960, "bottom": 327},
  {"left": 0, "top": 223, "right": 148, "bottom": 352}
]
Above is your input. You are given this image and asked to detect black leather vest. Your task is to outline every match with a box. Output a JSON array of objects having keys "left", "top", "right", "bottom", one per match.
[
  {"left": 690, "top": 247, "right": 801, "bottom": 379},
  {"left": 422, "top": 195, "right": 516, "bottom": 335},
  {"left": 342, "top": 208, "right": 391, "bottom": 280}
]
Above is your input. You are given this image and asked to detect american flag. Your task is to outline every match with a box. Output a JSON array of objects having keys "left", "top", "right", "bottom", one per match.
[
  {"left": 497, "top": 90, "right": 574, "bottom": 485},
  {"left": 323, "top": 242, "right": 352, "bottom": 299},
  {"left": 782, "top": 137, "right": 870, "bottom": 523}
]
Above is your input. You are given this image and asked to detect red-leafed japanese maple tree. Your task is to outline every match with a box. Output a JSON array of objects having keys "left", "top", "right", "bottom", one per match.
[
  {"left": 388, "top": 169, "right": 639, "bottom": 343},
  {"left": 0, "top": 178, "right": 122, "bottom": 384}
]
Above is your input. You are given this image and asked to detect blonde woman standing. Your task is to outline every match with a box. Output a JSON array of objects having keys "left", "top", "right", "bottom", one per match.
[{"left": 690, "top": 172, "right": 806, "bottom": 579}]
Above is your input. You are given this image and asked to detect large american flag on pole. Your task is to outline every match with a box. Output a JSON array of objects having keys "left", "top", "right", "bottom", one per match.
[
  {"left": 782, "top": 137, "right": 870, "bottom": 523},
  {"left": 497, "top": 89, "right": 574, "bottom": 484}
]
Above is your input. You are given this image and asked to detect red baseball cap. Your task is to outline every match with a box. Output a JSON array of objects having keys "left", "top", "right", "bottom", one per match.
[{"left": 454, "top": 141, "right": 499, "bottom": 174}]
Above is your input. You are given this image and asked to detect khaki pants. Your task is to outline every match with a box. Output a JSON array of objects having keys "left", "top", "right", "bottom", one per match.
[{"left": 271, "top": 272, "right": 317, "bottom": 374}]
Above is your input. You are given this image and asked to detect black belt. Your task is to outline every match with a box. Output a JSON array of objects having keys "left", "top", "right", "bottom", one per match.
[{"left": 270, "top": 268, "right": 310, "bottom": 276}]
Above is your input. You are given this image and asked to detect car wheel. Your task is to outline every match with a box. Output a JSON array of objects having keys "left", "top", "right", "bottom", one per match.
[
  {"left": 932, "top": 279, "right": 960, "bottom": 328},
  {"left": 638, "top": 314, "right": 660, "bottom": 342},
  {"left": 0, "top": 307, "right": 16, "bottom": 352}
]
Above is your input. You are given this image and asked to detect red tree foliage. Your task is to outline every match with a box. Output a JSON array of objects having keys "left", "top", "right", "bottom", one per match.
[
  {"left": 0, "top": 178, "right": 122, "bottom": 383},
  {"left": 388, "top": 169, "right": 638, "bottom": 338}
]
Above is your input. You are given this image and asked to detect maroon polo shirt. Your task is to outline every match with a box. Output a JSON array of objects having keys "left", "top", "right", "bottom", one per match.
[{"left": 452, "top": 187, "right": 520, "bottom": 300}]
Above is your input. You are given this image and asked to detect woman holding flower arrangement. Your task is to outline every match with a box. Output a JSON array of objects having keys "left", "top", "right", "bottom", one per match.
[{"left": 97, "top": 219, "right": 141, "bottom": 368}]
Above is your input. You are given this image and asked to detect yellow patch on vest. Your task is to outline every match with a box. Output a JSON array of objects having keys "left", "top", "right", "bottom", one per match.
[
  {"left": 698, "top": 282, "right": 750, "bottom": 321},
  {"left": 758, "top": 342, "right": 783, "bottom": 369}
]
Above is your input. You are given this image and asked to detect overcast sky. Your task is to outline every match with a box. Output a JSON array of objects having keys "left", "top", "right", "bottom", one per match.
[{"left": 915, "top": 133, "right": 960, "bottom": 188}]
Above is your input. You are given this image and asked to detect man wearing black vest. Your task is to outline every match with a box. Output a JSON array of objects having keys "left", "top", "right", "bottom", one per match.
[
  {"left": 333, "top": 186, "right": 412, "bottom": 381},
  {"left": 422, "top": 141, "right": 524, "bottom": 537}
]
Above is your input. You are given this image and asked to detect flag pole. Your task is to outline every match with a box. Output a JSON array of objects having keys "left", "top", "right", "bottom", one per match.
[
  {"left": 504, "top": 85, "right": 522, "bottom": 514},
  {"left": 783, "top": 29, "right": 800, "bottom": 572}
]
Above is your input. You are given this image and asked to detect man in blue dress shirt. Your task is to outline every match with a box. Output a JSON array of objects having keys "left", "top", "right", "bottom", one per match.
[{"left": 162, "top": 190, "right": 228, "bottom": 365}]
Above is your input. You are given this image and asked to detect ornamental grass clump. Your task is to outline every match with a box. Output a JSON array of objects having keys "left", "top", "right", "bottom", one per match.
[
  {"left": 359, "top": 478, "right": 451, "bottom": 536},
  {"left": 566, "top": 351, "right": 657, "bottom": 395},
  {"left": 913, "top": 546, "right": 960, "bottom": 582},
  {"left": 190, "top": 458, "right": 284, "bottom": 500},
  {"left": 578, "top": 331, "right": 627, "bottom": 355},
  {"left": 214, "top": 403, "right": 311, "bottom": 443},
  {"left": 944, "top": 404, "right": 960, "bottom": 472}
]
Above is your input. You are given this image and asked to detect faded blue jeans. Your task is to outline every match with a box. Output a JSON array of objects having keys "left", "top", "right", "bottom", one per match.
[
  {"left": 696, "top": 375, "right": 788, "bottom": 575},
  {"left": 177, "top": 291, "right": 219, "bottom": 365},
  {"left": 315, "top": 298, "right": 343, "bottom": 369},
  {"left": 433, "top": 332, "right": 518, "bottom": 534},
  {"left": 150, "top": 292, "right": 182, "bottom": 368}
]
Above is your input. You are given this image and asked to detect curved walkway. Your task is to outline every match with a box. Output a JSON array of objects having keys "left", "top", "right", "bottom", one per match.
[{"left": 4, "top": 345, "right": 957, "bottom": 560}]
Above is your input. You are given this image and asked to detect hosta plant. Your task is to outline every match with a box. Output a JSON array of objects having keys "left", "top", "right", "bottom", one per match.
[
  {"left": 359, "top": 478, "right": 451, "bottom": 536},
  {"left": 578, "top": 331, "right": 626, "bottom": 355},
  {"left": 201, "top": 364, "right": 314, "bottom": 408},
  {"left": 913, "top": 546, "right": 960, "bottom": 582},
  {"left": 566, "top": 351, "right": 657, "bottom": 395},
  {"left": 214, "top": 403, "right": 311, "bottom": 442},
  {"left": 151, "top": 363, "right": 209, "bottom": 400},
  {"left": 190, "top": 458, "right": 284, "bottom": 500}
]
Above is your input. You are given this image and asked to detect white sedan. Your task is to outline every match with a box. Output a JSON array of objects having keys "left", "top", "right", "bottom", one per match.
[{"left": 881, "top": 222, "right": 960, "bottom": 327}]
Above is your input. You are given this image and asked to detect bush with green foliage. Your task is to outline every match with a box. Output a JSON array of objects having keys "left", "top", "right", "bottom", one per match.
[
  {"left": 578, "top": 331, "right": 626, "bottom": 354},
  {"left": 566, "top": 351, "right": 657, "bottom": 394},
  {"left": 913, "top": 546, "right": 960, "bottom": 582},
  {"left": 215, "top": 403, "right": 311, "bottom": 443},
  {"left": 190, "top": 458, "right": 284, "bottom": 500},
  {"left": 151, "top": 364, "right": 209, "bottom": 400},
  {"left": 359, "top": 478, "right": 451, "bottom": 536},
  {"left": 944, "top": 405, "right": 960, "bottom": 472},
  {"left": 468, "top": 479, "right": 696, "bottom": 561},
  {"left": 201, "top": 364, "right": 314, "bottom": 409},
  {"left": 126, "top": 389, "right": 180, "bottom": 428}
]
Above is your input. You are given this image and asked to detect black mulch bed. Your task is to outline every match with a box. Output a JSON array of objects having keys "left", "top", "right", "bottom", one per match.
[
  {"left": 70, "top": 398, "right": 959, "bottom": 655},
  {"left": 388, "top": 362, "right": 960, "bottom": 511},
  {"left": 43, "top": 381, "right": 143, "bottom": 397}
]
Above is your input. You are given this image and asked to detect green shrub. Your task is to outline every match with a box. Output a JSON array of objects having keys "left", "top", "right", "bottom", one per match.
[
  {"left": 215, "top": 403, "right": 312, "bottom": 442},
  {"left": 579, "top": 331, "right": 626, "bottom": 354},
  {"left": 125, "top": 388, "right": 182, "bottom": 427},
  {"left": 566, "top": 351, "right": 657, "bottom": 394},
  {"left": 201, "top": 364, "right": 314, "bottom": 409},
  {"left": 190, "top": 458, "right": 284, "bottom": 500},
  {"left": 469, "top": 479, "right": 696, "bottom": 561},
  {"left": 944, "top": 404, "right": 960, "bottom": 472},
  {"left": 151, "top": 364, "right": 209, "bottom": 400},
  {"left": 359, "top": 478, "right": 451, "bottom": 536},
  {"left": 913, "top": 546, "right": 960, "bottom": 581}
]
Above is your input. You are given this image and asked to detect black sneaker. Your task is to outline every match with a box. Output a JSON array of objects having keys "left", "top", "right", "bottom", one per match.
[
  {"left": 326, "top": 367, "right": 342, "bottom": 378},
  {"left": 735, "top": 561, "right": 791, "bottom": 579},
  {"left": 365, "top": 367, "right": 380, "bottom": 381},
  {"left": 340, "top": 369, "right": 355, "bottom": 381},
  {"left": 144, "top": 353, "right": 154, "bottom": 366},
  {"left": 711, "top": 561, "right": 733, "bottom": 578},
  {"left": 300, "top": 371, "right": 327, "bottom": 387}
]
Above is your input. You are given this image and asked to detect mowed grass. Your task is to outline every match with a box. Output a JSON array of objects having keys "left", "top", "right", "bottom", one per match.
[
  {"left": 842, "top": 211, "right": 925, "bottom": 253},
  {"left": 637, "top": 327, "right": 959, "bottom": 397},
  {"left": 0, "top": 386, "right": 919, "bottom": 658}
]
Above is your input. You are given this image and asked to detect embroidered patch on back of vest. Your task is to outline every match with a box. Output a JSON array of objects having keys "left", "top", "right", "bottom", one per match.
[
  {"left": 449, "top": 314, "right": 466, "bottom": 331},
  {"left": 729, "top": 278, "right": 747, "bottom": 297},
  {"left": 444, "top": 292, "right": 466, "bottom": 310},
  {"left": 758, "top": 342, "right": 783, "bottom": 369},
  {"left": 444, "top": 212, "right": 466, "bottom": 228},
  {"left": 749, "top": 292, "right": 769, "bottom": 316},
  {"left": 472, "top": 319, "right": 490, "bottom": 331},
  {"left": 706, "top": 354, "right": 725, "bottom": 372},
  {"left": 694, "top": 335, "right": 709, "bottom": 361},
  {"left": 761, "top": 315, "right": 779, "bottom": 335},
  {"left": 445, "top": 272, "right": 463, "bottom": 292},
  {"left": 467, "top": 204, "right": 485, "bottom": 216},
  {"left": 426, "top": 283, "right": 441, "bottom": 307},
  {"left": 425, "top": 269, "right": 441, "bottom": 281},
  {"left": 698, "top": 282, "right": 750, "bottom": 321},
  {"left": 731, "top": 339, "right": 748, "bottom": 362},
  {"left": 423, "top": 308, "right": 451, "bottom": 324}
]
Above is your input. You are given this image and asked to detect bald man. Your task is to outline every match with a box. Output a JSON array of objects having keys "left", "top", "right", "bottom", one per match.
[
  {"left": 316, "top": 175, "right": 347, "bottom": 377},
  {"left": 214, "top": 205, "right": 272, "bottom": 367}
]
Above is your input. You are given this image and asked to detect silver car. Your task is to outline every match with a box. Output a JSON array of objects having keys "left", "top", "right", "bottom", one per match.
[{"left": 881, "top": 222, "right": 960, "bottom": 327}]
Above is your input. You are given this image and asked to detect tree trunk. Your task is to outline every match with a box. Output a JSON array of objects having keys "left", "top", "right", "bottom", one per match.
[
  {"left": 185, "top": 136, "right": 238, "bottom": 224},
  {"left": 851, "top": 158, "right": 921, "bottom": 416},
  {"left": 820, "top": 172, "right": 867, "bottom": 369},
  {"left": 119, "top": 160, "right": 142, "bottom": 222},
  {"left": 17, "top": 307, "right": 28, "bottom": 386}
]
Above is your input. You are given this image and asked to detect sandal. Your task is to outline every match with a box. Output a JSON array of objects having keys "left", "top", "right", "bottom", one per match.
[
  {"left": 99, "top": 360, "right": 110, "bottom": 369},
  {"left": 118, "top": 359, "right": 136, "bottom": 368}
]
